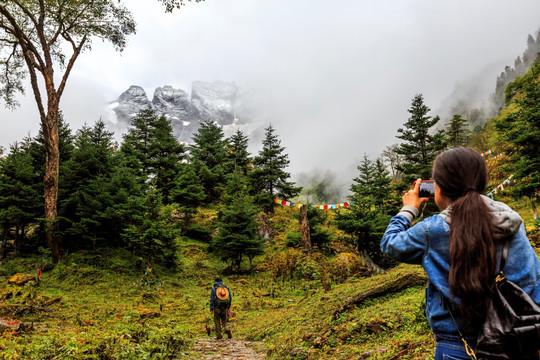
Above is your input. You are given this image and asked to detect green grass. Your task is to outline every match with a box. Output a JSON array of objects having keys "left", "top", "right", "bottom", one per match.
[{"left": 1, "top": 204, "right": 538, "bottom": 359}]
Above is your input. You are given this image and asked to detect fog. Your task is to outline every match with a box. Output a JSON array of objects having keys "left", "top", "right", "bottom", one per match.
[{"left": 1, "top": 0, "right": 540, "bottom": 194}]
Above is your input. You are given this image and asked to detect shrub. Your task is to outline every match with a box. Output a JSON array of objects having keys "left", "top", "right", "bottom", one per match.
[{"left": 285, "top": 232, "right": 301, "bottom": 248}]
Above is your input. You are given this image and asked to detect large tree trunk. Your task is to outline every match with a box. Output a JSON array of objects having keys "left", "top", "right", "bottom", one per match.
[
  {"left": 299, "top": 205, "right": 312, "bottom": 254},
  {"left": 42, "top": 108, "right": 62, "bottom": 261}
]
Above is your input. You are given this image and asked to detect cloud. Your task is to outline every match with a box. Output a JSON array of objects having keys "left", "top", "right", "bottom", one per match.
[{"left": 1, "top": 0, "right": 540, "bottom": 185}]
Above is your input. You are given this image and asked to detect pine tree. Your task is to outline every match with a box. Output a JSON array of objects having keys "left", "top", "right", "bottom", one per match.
[
  {"left": 122, "top": 187, "right": 179, "bottom": 266},
  {"left": 169, "top": 163, "right": 206, "bottom": 222},
  {"left": 189, "top": 120, "right": 229, "bottom": 201},
  {"left": 121, "top": 109, "right": 185, "bottom": 199},
  {"left": 226, "top": 129, "right": 252, "bottom": 175},
  {"left": 445, "top": 114, "right": 469, "bottom": 148},
  {"left": 59, "top": 120, "right": 130, "bottom": 250},
  {"left": 495, "top": 61, "right": 540, "bottom": 201},
  {"left": 212, "top": 172, "right": 263, "bottom": 271},
  {"left": 148, "top": 115, "right": 186, "bottom": 200},
  {"left": 0, "top": 141, "right": 43, "bottom": 256},
  {"left": 396, "top": 94, "right": 446, "bottom": 182},
  {"left": 252, "top": 124, "right": 301, "bottom": 211},
  {"left": 335, "top": 154, "right": 394, "bottom": 266}
]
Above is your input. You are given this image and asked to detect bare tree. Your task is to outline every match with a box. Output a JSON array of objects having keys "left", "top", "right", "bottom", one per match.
[
  {"left": 381, "top": 144, "right": 403, "bottom": 182},
  {"left": 0, "top": 0, "right": 136, "bottom": 260}
]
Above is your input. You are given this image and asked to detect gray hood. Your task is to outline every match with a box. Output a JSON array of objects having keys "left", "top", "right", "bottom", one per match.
[{"left": 439, "top": 195, "right": 522, "bottom": 240}]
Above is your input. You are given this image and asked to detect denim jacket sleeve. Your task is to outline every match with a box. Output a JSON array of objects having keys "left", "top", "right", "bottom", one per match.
[{"left": 381, "top": 214, "right": 428, "bottom": 265}]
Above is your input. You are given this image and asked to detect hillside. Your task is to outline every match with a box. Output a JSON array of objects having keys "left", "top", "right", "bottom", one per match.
[
  {"left": 1, "top": 201, "right": 539, "bottom": 359},
  {"left": 0, "top": 209, "right": 434, "bottom": 359}
]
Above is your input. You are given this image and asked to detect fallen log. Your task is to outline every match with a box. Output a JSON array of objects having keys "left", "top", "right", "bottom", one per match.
[
  {"left": 42, "top": 295, "right": 61, "bottom": 306},
  {"left": 332, "top": 272, "right": 427, "bottom": 321},
  {"left": 11, "top": 305, "right": 54, "bottom": 317}
]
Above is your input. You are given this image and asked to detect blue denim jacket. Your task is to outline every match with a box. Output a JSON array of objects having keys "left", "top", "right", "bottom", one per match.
[{"left": 381, "top": 207, "right": 540, "bottom": 341}]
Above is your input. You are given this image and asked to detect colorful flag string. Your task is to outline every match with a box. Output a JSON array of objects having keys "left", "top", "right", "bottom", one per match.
[
  {"left": 274, "top": 198, "right": 351, "bottom": 210},
  {"left": 480, "top": 148, "right": 504, "bottom": 162},
  {"left": 486, "top": 175, "right": 513, "bottom": 199}
]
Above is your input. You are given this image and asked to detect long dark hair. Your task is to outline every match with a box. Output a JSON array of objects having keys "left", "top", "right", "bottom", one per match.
[{"left": 432, "top": 147, "right": 495, "bottom": 331}]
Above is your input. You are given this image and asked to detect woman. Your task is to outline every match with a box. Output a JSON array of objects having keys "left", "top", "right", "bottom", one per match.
[{"left": 381, "top": 147, "right": 540, "bottom": 359}]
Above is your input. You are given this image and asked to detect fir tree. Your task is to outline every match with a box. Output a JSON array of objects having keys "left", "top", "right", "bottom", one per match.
[
  {"left": 0, "top": 141, "right": 43, "bottom": 256},
  {"left": 189, "top": 120, "right": 229, "bottom": 201},
  {"left": 212, "top": 172, "right": 263, "bottom": 271},
  {"left": 121, "top": 109, "right": 185, "bottom": 199},
  {"left": 335, "top": 154, "right": 395, "bottom": 266},
  {"left": 226, "top": 129, "right": 252, "bottom": 175},
  {"left": 445, "top": 114, "right": 469, "bottom": 148},
  {"left": 396, "top": 94, "right": 446, "bottom": 182},
  {"left": 252, "top": 124, "right": 301, "bottom": 211},
  {"left": 59, "top": 120, "right": 130, "bottom": 250},
  {"left": 304, "top": 205, "right": 333, "bottom": 253},
  {"left": 169, "top": 163, "right": 206, "bottom": 222},
  {"left": 122, "top": 187, "right": 179, "bottom": 266}
]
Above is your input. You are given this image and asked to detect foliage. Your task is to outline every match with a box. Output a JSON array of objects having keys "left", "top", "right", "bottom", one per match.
[
  {"left": 396, "top": 94, "right": 446, "bottom": 182},
  {"left": 285, "top": 231, "right": 302, "bottom": 248},
  {"left": 0, "top": 0, "right": 137, "bottom": 260},
  {"left": 301, "top": 205, "right": 334, "bottom": 252},
  {"left": 252, "top": 124, "right": 301, "bottom": 211},
  {"left": 157, "top": 0, "right": 205, "bottom": 12},
  {"left": 169, "top": 163, "right": 206, "bottom": 222},
  {"left": 122, "top": 188, "right": 179, "bottom": 266},
  {"left": 121, "top": 109, "right": 185, "bottom": 199},
  {"left": 445, "top": 114, "right": 469, "bottom": 148},
  {"left": 212, "top": 172, "right": 263, "bottom": 271},
  {"left": 0, "top": 1, "right": 136, "bottom": 108},
  {"left": 226, "top": 129, "right": 252, "bottom": 175},
  {"left": 0, "top": 140, "right": 42, "bottom": 256},
  {"left": 59, "top": 120, "right": 134, "bottom": 250},
  {"left": 495, "top": 61, "right": 540, "bottom": 201},
  {"left": 189, "top": 120, "right": 229, "bottom": 201},
  {"left": 335, "top": 155, "right": 396, "bottom": 267}
]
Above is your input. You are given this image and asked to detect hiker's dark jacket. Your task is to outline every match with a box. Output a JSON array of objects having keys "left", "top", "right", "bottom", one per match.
[
  {"left": 210, "top": 281, "right": 232, "bottom": 311},
  {"left": 381, "top": 196, "right": 540, "bottom": 342}
]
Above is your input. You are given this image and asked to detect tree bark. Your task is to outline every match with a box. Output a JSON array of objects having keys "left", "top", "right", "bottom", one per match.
[
  {"left": 42, "top": 107, "right": 61, "bottom": 261},
  {"left": 299, "top": 205, "right": 311, "bottom": 254},
  {"left": 332, "top": 272, "right": 427, "bottom": 321}
]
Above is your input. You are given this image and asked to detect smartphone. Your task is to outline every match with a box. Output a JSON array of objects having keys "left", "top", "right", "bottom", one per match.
[{"left": 413, "top": 180, "right": 435, "bottom": 198}]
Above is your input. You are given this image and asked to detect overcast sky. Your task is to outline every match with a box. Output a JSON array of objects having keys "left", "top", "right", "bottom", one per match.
[{"left": 1, "top": 0, "right": 540, "bottom": 189}]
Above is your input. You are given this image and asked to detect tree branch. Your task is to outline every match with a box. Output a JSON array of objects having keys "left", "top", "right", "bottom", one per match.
[
  {"left": 57, "top": 33, "right": 86, "bottom": 98},
  {"left": 0, "top": 3, "right": 46, "bottom": 71}
]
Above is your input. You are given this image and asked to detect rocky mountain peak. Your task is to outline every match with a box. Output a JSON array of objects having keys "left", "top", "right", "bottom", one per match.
[{"left": 111, "top": 81, "right": 262, "bottom": 143}]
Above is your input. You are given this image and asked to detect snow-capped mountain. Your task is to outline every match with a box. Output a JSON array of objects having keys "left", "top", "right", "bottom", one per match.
[{"left": 110, "top": 81, "right": 264, "bottom": 143}]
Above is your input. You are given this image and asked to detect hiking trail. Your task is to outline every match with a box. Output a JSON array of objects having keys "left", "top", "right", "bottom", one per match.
[{"left": 185, "top": 338, "right": 267, "bottom": 359}]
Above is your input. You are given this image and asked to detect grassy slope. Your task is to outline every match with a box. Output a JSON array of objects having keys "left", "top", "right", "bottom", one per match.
[{"left": 1, "top": 204, "right": 538, "bottom": 360}]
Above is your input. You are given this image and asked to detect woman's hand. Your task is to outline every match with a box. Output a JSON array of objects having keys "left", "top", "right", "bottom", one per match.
[{"left": 403, "top": 178, "right": 429, "bottom": 209}]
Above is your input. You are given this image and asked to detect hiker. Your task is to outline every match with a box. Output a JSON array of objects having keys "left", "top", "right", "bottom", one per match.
[
  {"left": 210, "top": 276, "right": 232, "bottom": 340},
  {"left": 381, "top": 147, "right": 540, "bottom": 360}
]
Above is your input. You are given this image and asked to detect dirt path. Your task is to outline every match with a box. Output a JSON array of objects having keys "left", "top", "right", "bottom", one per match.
[{"left": 187, "top": 338, "right": 267, "bottom": 359}]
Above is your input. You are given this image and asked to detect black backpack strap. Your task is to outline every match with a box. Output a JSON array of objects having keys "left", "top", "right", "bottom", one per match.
[{"left": 498, "top": 240, "right": 511, "bottom": 273}]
